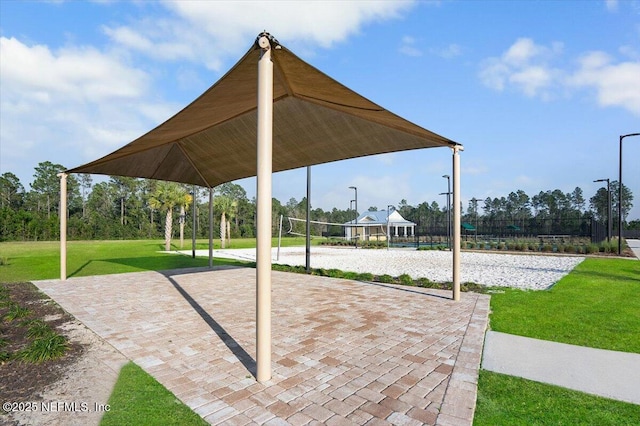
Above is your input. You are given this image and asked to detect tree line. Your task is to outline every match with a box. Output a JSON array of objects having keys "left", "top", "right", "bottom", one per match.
[{"left": 0, "top": 161, "right": 637, "bottom": 244}]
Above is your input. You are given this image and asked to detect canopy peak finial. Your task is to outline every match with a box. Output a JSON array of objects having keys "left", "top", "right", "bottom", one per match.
[{"left": 256, "top": 31, "right": 281, "bottom": 50}]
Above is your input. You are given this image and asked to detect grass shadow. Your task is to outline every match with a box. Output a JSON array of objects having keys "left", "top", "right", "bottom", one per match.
[
  {"left": 567, "top": 267, "right": 640, "bottom": 283},
  {"left": 68, "top": 260, "right": 93, "bottom": 278},
  {"left": 67, "top": 255, "right": 250, "bottom": 279}
]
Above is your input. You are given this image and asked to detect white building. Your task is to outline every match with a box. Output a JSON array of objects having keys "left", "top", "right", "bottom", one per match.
[{"left": 344, "top": 209, "right": 416, "bottom": 241}]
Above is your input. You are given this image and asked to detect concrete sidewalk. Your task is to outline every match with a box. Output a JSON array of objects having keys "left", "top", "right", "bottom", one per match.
[
  {"left": 627, "top": 239, "right": 640, "bottom": 259},
  {"left": 482, "top": 331, "right": 640, "bottom": 405}
]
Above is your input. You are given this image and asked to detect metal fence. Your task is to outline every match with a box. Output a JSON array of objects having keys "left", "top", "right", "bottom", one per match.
[{"left": 391, "top": 217, "right": 620, "bottom": 246}]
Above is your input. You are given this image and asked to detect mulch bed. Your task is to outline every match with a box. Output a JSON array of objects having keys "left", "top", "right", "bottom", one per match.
[{"left": 0, "top": 282, "right": 84, "bottom": 406}]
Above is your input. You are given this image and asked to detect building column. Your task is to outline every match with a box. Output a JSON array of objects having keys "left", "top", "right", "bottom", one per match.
[
  {"left": 209, "top": 187, "right": 214, "bottom": 269},
  {"left": 452, "top": 145, "right": 463, "bottom": 301},
  {"left": 256, "top": 33, "right": 273, "bottom": 382},
  {"left": 58, "top": 173, "right": 67, "bottom": 281}
]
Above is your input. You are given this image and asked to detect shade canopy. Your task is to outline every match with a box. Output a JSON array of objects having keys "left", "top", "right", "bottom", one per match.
[
  {"left": 462, "top": 222, "right": 476, "bottom": 231},
  {"left": 67, "top": 36, "right": 458, "bottom": 187}
]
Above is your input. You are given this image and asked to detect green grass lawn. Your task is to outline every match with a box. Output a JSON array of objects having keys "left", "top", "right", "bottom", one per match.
[
  {"left": 489, "top": 257, "right": 640, "bottom": 353},
  {"left": 0, "top": 237, "right": 309, "bottom": 282},
  {"left": 475, "top": 371, "right": 640, "bottom": 426},
  {"left": 100, "top": 362, "right": 208, "bottom": 426},
  {"left": 476, "top": 256, "right": 640, "bottom": 424},
  {"left": 3, "top": 240, "right": 639, "bottom": 424}
]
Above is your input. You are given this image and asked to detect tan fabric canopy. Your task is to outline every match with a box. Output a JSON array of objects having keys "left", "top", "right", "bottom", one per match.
[
  {"left": 67, "top": 38, "right": 458, "bottom": 187},
  {"left": 60, "top": 35, "right": 465, "bottom": 382}
]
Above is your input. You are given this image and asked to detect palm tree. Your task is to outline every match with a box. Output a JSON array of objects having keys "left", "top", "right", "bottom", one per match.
[
  {"left": 148, "top": 181, "right": 191, "bottom": 251},
  {"left": 214, "top": 195, "right": 237, "bottom": 248},
  {"left": 179, "top": 203, "right": 188, "bottom": 248}
]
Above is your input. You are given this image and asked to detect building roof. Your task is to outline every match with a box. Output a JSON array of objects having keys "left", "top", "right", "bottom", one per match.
[{"left": 345, "top": 210, "right": 415, "bottom": 226}]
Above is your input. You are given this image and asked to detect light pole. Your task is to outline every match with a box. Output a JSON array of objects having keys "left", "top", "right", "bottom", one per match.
[
  {"left": 471, "top": 197, "right": 481, "bottom": 243},
  {"left": 593, "top": 179, "right": 611, "bottom": 243},
  {"left": 439, "top": 191, "right": 452, "bottom": 249},
  {"left": 387, "top": 204, "right": 394, "bottom": 250},
  {"left": 618, "top": 133, "right": 640, "bottom": 255},
  {"left": 442, "top": 174, "right": 451, "bottom": 250},
  {"left": 349, "top": 200, "right": 355, "bottom": 242},
  {"left": 349, "top": 186, "right": 358, "bottom": 248}
]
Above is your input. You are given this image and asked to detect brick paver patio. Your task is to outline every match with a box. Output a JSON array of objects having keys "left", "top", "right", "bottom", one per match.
[{"left": 35, "top": 266, "right": 489, "bottom": 425}]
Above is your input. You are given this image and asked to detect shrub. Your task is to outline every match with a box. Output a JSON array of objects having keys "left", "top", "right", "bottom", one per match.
[
  {"left": 356, "top": 272, "right": 374, "bottom": 281},
  {"left": 398, "top": 274, "right": 414, "bottom": 286},
  {"left": 3, "top": 303, "right": 30, "bottom": 322},
  {"left": 461, "top": 282, "right": 486, "bottom": 292},
  {"left": 327, "top": 269, "right": 344, "bottom": 278},
  {"left": 563, "top": 244, "right": 575, "bottom": 253},
  {"left": 416, "top": 277, "right": 433, "bottom": 288},
  {"left": 342, "top": 272, "right": 359, "bottom": 280},
  {"left": 24, "top": 319, "right": 52, "bottom": 339},
  {"left": 315, "top": 268, "right": 329, "bottom": 277},
  {"left": 378, "top": 274, "right": 394, "bottom": 283},
  {"left": 18, "top": 333, "right": 68, "bottom": 363},
  {"left": 586, "top": 244, "right": 598, "bottom": 254}
]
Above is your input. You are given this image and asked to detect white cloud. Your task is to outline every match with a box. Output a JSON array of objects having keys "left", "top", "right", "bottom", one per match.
[
  {"left": 319, "top": 173, "right": 411, "bottom": 212},
  {"left": 103, "top": 0, "right": 415, "bottom": 70},
  {"left": 569, "top": 51, "right": 640, "bottom": 115},
  {"left": 431, "top": 43, "right": 462, "bottom": 59},
  {"left": 509, "top": 65, "right": 553, "bottom": 97},
  {"left": 0, "top": 37, "right": 172, "bottom": 181},
  {"left": 400, "top": 35, "right": 461, "bottom": 59},
  {"left": 619, "top": 45, "right": 640, "bottom": 60},
  {"left": 605, "top": 0, "right": 618, "bottom": 12},
  {"left": 399, "top": 35, "right": 423, "bottom": 57},
  {"left": 479, "top": 37, "right": 640, "bottom": 115},
  {"left": 0, "top": 37, "right": 148, "bottom": 102},
  {"left": 479, "top": 38, "right": 563, "bottom": 98},
  {"left": 462, "top": 163, "right": 488, "bottom": 175}
]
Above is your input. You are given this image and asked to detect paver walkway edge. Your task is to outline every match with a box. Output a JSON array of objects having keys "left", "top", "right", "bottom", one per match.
[{"left": 33, "top": 268, "right": 491, "bottom": 425}]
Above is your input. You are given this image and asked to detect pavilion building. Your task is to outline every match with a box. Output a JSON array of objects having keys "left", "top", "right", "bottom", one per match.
[{"left": 345, "top": 209, "right": 416, "bottom": 242}]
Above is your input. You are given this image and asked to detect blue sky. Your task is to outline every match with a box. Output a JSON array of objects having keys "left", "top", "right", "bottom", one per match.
[{"left": 1, "top": 0, "right": 639, "bottom": 219}]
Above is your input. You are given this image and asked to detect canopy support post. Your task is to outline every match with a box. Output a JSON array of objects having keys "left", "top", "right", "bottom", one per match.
[
  {"left": 209, "top": 187, "right": 214, "bottom": 269},
  {"left": 256, "top": 33, "right": 274, "bottom": 382},
  {"left": 452, "top": 146, "right": 463, "bottom": 301},
  {"left": 58, "top": 173, "right": 67, "bottom": 281},
  {"left": 192, "top": 185, "right": 197, "bottom": 258},
  {"left": 306, "top": 166, "right": 311, "bottom": 274}
]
